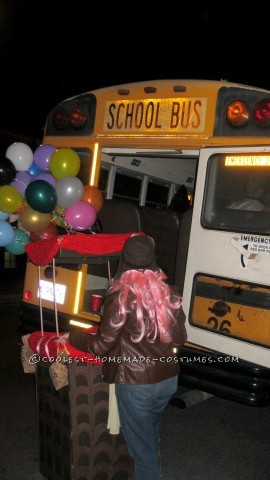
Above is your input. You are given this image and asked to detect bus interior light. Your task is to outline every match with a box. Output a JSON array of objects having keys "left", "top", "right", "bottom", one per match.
[
  {"left": 226, "top": 100, "right": 250, "bottom": 126},
  {"left": 253, "top": 100, "right": 270, "bottom": 126}
]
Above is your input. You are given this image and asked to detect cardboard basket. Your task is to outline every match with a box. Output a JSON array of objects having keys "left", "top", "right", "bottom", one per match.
[{"left": 36, "top": 361, "right": 133, "bottom": 480}]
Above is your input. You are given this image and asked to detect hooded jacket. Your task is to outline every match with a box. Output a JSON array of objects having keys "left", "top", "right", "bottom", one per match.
[{"left": 68, "top": 285, "right": 187, "bottom": 384}]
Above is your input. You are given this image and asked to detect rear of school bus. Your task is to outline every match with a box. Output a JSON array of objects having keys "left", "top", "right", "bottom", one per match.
[{"left": 21, "top": 79, "right": 270, "bottom": 405}]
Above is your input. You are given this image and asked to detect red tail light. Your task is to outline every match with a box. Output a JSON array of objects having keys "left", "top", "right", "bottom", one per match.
[
  {"left": 52, "top": 107, "right": 69, "bottom": 128},
  {"left": 24, "top": 290, "right": 32, "bottom": 301},
  {"left": 69, "top": 107, "right": 87, "bottom": 128},
  {"left": 253, "top": 100, "right": 270, "bottom": 126}
]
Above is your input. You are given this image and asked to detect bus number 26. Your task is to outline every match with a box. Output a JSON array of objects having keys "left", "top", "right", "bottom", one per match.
[{"left": 207, "top": 317, "right": 231, "bottom": 333}]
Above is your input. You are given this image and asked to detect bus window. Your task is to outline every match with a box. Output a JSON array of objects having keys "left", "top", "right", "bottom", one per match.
[
  {"left": 145, "top": 181, "right": 170, "bottom": 207},
  {"left": 74, "top": 147, "right": 93, "bottom": 185},
  {"left": 202, "top": 153, "right": 270, "bottom": 235},
  {"left": 113, "top": 172, "right": 141, "bottom": 202},
  {"left": 98, "top": 168, "right": 109, "bottom": 195}
]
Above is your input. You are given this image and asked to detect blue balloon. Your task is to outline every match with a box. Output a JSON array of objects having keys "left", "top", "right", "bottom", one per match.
[
  {"left": 0, "top": 210, "right": 9, "bottom": 221},
  {"left": 28, "top": 161, "right": 42, "bottom": 176},
  {"left": 0, "top": 221, "right": 15, "bottom": 247}
]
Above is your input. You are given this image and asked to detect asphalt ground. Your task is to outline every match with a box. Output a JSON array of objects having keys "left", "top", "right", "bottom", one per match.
[{"left": 0, "top": 270, "right": 269, "bottom": 480}]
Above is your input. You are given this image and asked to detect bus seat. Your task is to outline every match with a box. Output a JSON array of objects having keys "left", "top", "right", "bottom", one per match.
[
  {"left": 140, "top": 207, "right": 180, "bottom": 284},
  {"left": 98, "top": 199, "right": 142, "bottom": 233},
  {"left": 174, "top": 208, "right": 193, "bottom": 294}
]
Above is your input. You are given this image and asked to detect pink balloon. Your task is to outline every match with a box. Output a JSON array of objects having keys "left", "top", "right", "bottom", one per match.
[{"left": 65, "top": 201, "right": 96, "bottom": 231}]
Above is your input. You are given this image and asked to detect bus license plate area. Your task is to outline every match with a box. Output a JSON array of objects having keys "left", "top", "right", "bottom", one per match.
[
  {"left": 190, "top": 274, "right": 270, "bottom": 348},
  {"left": 37, "top": 280, "right": 66, "bottom": 305}
]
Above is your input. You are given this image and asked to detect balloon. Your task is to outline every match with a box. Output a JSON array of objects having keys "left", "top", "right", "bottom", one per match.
[
  {"left": 49, "top": 148, "right": 80, "bottom": 179},
  {"left": 5, "top": 142, "right": 33, "bottom": 171},
  {"left": 65, "top": 201, "right": 96, "bottom": 231},
  {"left": 19, "top": 206, "right": 51, "bottom": 232},
  {"left": 0, "top": 210, "right": 9, "bottom": 221},
  {"left": 0, "top": 156, "right": 16, "bottom": 186},
  {"left": 5, "top": 228, "right": 30, "bottom": 255},
  {"left": 0, "top": 185, "right": 23, "bottom": 213},
  {"left": 10, "top": 171, "right": 32, "bottom": 197},
  {"left": 51, "top": 205, "right": 66, "bottom": 228},
  {"left": 33, "top": 144, "right": 57, "bottom": 171},
  {"left": 25, "top": 180, "right": 57, "bottom": 213},
  {"left": 30, "top": 222, "right": 58, "bottom": 242},
  {"left": 56, "top": 176, "right": 84, "bottom": 209},
  {"left": 82, "top": 185, "right": 104, "bottom": 213},
  {"left": 32, "top": 172, "right": 57, "bottom": 188},
  {"left": 0, "top": 220, "right": 15, "bottom": 247},
  {"left": 28, "top": 161, "right": 42, "bottom": 176}
]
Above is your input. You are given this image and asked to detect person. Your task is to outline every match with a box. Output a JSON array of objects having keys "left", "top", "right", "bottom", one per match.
[
  {"left": 168, "top": 184, "right": 190, "bottom": 213},
  {"left": 227, "top": 173, "right": 268, "bottom": 211},
  {"left": 62, "top": 234, "right": 187, "bottom": 480}
]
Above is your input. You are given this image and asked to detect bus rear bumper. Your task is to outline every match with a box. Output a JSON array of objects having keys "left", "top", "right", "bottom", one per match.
[{"left": 177, "top": 345, "right": 270, "bottom": 407}]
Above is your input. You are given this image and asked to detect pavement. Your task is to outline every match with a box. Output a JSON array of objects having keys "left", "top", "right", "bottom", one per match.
[{"left": 0, "top": 268, "right": 270, "bottom": 480}]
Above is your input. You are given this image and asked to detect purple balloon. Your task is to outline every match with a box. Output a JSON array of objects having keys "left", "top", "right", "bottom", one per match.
[
  {"left": 31, "top": 172, "right": 57, "bottom": 188},
  {"left": 10, "top": 171, "right": 32, "bottom": 197},
  {"left": 33, "top": 144, "right": 57, "bottom": 171},
  {"left": 65, "top": 201, "right": 96, "bottom": 231}
]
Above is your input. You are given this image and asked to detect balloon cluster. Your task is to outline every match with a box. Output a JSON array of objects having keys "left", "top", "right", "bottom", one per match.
[{"left": 0, "top": 142, "right": 104, "bottom": 255}]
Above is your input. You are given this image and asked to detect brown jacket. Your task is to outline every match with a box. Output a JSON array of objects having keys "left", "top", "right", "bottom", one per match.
[{"left": 68, "top": 286, "right": 187, "bottom": 384}]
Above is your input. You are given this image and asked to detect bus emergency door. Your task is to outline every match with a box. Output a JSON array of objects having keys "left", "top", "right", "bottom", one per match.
[{"left": 183, "top": 146, "right": 270, "bottom": 369}]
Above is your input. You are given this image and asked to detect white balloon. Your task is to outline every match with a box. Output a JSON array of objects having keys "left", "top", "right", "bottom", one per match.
[
  {"left": 6, "top": 142, "right": 33, "bottom": 172},
  {"left": 56, "top": 176, "right": 84, "bottom": 209}
]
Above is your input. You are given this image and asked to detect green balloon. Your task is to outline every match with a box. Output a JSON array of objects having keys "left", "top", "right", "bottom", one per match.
[
  {"left": 25, "top": 180, "right": 57, "bottom": 213},
  {"left": 5, "top": 228, "right": 30, "bottom": 255}
]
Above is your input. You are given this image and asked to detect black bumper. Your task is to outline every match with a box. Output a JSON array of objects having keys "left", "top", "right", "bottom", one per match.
[{"left": 178, "top": 345, "right": 270, "bottom": 407}]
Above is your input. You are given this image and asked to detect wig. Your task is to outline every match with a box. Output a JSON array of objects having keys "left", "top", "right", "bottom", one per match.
[{"left": 108, "top": 269, "right": 182, "bottom": 344}]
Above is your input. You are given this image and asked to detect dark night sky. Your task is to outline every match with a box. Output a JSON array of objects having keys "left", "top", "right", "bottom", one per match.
[{"left": 0, "top": 3, "right": 269, "bottom": 140}]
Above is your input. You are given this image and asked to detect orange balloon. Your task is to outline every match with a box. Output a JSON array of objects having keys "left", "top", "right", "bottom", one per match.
[{"left": 82, "top": 185, "right": 104, "bottom": 213}]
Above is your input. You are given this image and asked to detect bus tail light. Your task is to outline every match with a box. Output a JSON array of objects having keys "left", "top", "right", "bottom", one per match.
[
  {"left": 69, "top": 108, "right": 87, "bottom": 128},
  {"left": 52, "top": 107, "right": 69, "bottom": 129},
  {"left": 215, "top": 86, "right": 270, "bottom": 136},
  {"left": 253, "top": 100, "right": 270, "bottom": 126},
  {"left": 45, "top": 93, "right": 96, "bottom": 137},
  {"left": 24, "top": 290, "right": 32, "bottom": 301},
  {"left": 226, "top": 100, "right": 250, "bottom": 126}
]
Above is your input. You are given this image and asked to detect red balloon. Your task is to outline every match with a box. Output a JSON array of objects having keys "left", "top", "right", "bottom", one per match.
[
  {"left": 82, "top": 185, "right": 104, "bottom": 213},
  {"left": 30, "top": 222, "right": 58, "bottom": 242}
]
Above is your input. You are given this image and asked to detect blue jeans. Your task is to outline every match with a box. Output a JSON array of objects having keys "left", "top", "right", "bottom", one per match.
[{"left": 115, "top": 376, "right": 178, "bottom": 480}]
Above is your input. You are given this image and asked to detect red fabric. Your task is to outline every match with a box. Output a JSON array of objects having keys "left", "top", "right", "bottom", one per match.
[
  {"left": 28, "top": 328, "right": 102, "bottom": 365},
  {"left": 25, "top": 232, "right": 143, "bottom": 266}
]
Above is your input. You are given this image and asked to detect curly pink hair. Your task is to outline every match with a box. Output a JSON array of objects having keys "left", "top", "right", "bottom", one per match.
[{"left": 108, "top": 269, "right": 182, "bottom": 343}]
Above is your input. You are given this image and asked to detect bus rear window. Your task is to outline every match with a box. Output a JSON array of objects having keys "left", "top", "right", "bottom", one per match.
[{"left": 202, "top": 153, "right": 270, "bottom": 235}]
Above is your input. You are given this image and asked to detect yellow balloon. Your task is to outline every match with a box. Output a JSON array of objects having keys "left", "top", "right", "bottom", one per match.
[
  {"left": 0, "top": 185, "right": 23, "bottom": 213},
  {"left": 49, "top": 148, "right": 80, "bottom": 179},
  {"left": 19, "top": 205, "right": 51, "bottom": 232}
]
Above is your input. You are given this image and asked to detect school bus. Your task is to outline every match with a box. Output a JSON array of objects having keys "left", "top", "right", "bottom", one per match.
[{"left": 21, "top": 79, "right": 270, "bottom": 406}]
